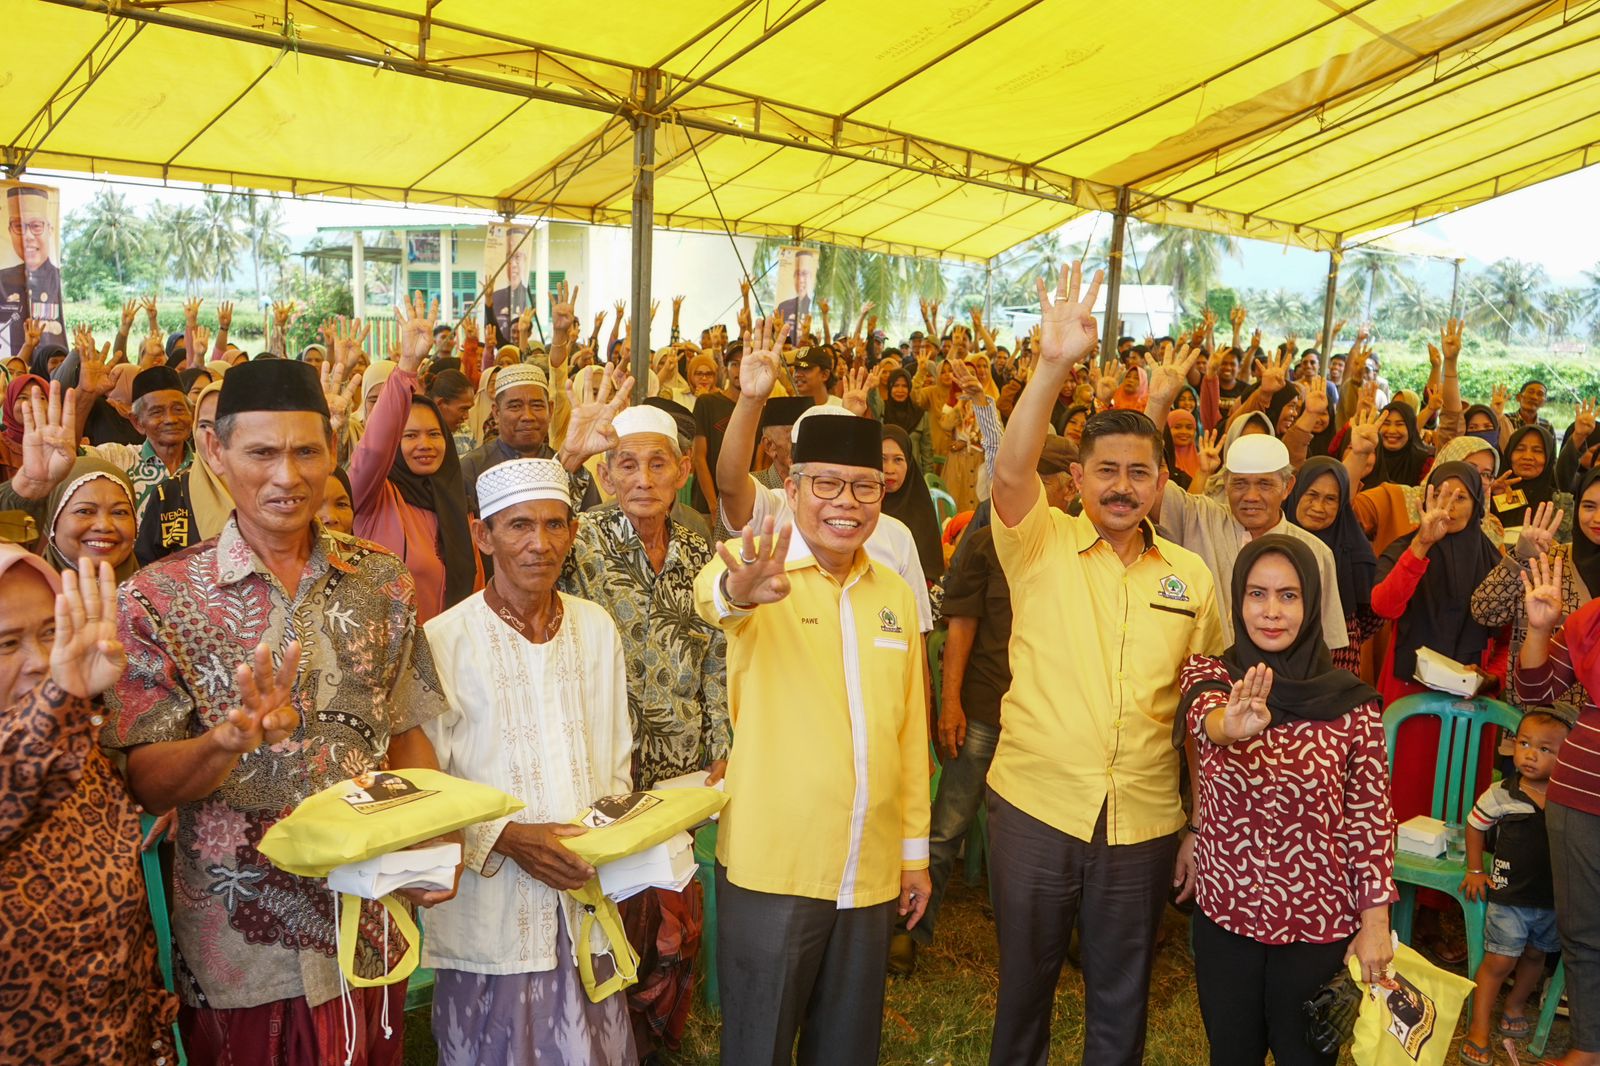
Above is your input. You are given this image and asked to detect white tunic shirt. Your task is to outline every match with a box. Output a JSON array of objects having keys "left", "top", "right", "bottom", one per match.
[{"left": 419, "top": 591, "right": 634, "bottom": 975}]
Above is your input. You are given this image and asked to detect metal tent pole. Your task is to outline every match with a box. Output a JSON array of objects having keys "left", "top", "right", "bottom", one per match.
[
  {"left": 1100, "top": 189, "right": 1130, "bottom": 363},
  {"left": 1320, "top": 248, "right": 1342, "bottom": 371},
  {"left": 627, "top": 70, "right": 660, "bottom": 403},
  {"left": 1449, "top": 257, "right": 1463, "bottom": 319}
]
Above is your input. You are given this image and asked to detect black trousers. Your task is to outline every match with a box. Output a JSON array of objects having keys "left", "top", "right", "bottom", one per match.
[
  {"left": 1550, "top": 801, "right": 1600, "bottom": 1052},
  {"left": 715, "top": 865, "right": 895, "bottom": 1066},
  {"left": 1191, "top": 910, "right": 1351, "bottom": 1066},
  {"left": 986, "top": 789, "right": 1180, "bottom": 1066}
]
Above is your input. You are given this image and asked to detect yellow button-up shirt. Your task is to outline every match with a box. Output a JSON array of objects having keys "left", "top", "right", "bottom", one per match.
[
  {"left": 991, "top": 491, "right": 1223, "bottom": 845},
  {"left": 694, "top": 539, "right": 930, "bottom": 908}
]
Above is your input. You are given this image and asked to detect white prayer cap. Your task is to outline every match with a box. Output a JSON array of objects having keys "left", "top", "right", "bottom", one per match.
[
  {"left": 610, "top": 405, "right": 681, "bottom": 452},
  {"left": 1225, "top": 432, "right": 1292, "bottom": 475},
  {"left": 494, "top": 363, "right": 549, "bottom": 398},
  {"left": 477, "top": 458, "right": 570, "bottom": 520}
]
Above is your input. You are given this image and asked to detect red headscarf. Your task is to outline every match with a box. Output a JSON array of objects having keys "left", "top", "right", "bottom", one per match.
[
  {"left": 1108, "top": 366, "right": 1148, "bottom": 412},
  {"left": 4, "top": 374, "right": 47, "bottom": 448}
]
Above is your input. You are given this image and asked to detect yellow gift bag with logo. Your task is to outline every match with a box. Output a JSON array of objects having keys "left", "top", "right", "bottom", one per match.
[
  {"left": 259, "top": 768, "right": 523, "bottom": 987},
  {"left": 1347, "top": 940, "right": 1475, "bottom": 1066},
  {"left": 561, "top": 787, "right": 728, "bottom": 1002}
]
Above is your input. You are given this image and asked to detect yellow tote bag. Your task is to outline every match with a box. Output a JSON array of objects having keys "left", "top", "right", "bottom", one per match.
[
  {"left": 561, "top": 787, "right": 728, "bottom": 1002},
  {"left": 259, "top": 768, "right": 523, "bottom": 987},
  {"left": 1347, "top": 941, "right": 1475, "bottom": 1066}
]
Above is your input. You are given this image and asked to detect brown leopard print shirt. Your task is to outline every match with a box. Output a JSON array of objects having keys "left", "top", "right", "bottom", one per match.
[{"left": 1, "top": 679, "right": 177, "bottom": 1064}]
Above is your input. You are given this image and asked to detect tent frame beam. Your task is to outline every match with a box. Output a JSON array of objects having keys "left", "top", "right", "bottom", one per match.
[
  {"left": 1101, "top": 188, "right": 1130, "bottom": 362},
  {"left": 6, "top": 17, "right": 144, "bottom": 177},
  {"left": 629, "top": 70, "right": 660, "bottom": 402},
  {"left": 1320, "top": 248, "right": 1342, "bottom": 373}
]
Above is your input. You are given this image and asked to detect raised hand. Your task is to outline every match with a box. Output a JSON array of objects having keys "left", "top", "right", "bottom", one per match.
[
  {"left": 1413, "top": 481, "right": 1461, "bottom": 550},
  {"left": 394, "top": 291, "right": 438, "bottom": 372},
  {"left": 140, "top": 295, "right": 159, "bottom": 331},
  {"left": 1427, "top": 341, "right": 1442, "bottom": 372},
  {"left": 560, "top": 362, "right": 634, "bottom": 465},
  {"left": 1035, "top": 261, "right": 1104, "bottom": 373},
  {"left": 1515, "top": 501, "right": 1565, "bottom": 560},
  {"left": 17, "top": 381, "right": 79, "bottom": 497},
  {"left": 649, "top": 299, "right": 660, "bottom": 323},
  {"left": 1220, "top": 664, "right": 1273, "bottom": 743},
  {"left": 1197, "top": 428, "right": 1224, "bottom": 478},
  {"left": 738, "top": 318, "right": 783, "bottom": 400},
  {"left": 1284, "top": 333, "right": 1299, "bottom": 357},
  {"left": 331, "top": 315, "right": 369, "bottom": 368},
  {"left": 77, "top": 340, "right": 113, "bottom": 397},
  {"left": 319, "top": 352, "right": 361, "bottom": 436},
  {"left": 21, "top": 317, "right": 43, "bottom": 352},
  {"left": 120, "top": 298, "right": 138, "bottom": 334},
  {"left": 840, "top": 365, "right": 877, "bottom": 416},
  {"left": 50, "top": 559, "right": 126, "bottom": 699},
  {"left": 1257, "top": 348, "right": 1292, "bottom": 394},
  {"left": 191, "top": 325, "right": 212, "bottom": 360},
  {"left": 716, "top": 516, "right": 795, "bottom": 606},
  {"left": 1303, "top": 375, "right": 1330, "bottom": 418},
  {"left": 213, "top": 641, "right": 302, "bottom": 754},
  {"left": 217, "top": 300, "right": 234, "bottom": 332},
  {"left": 1490, "top": 382, "right": 1510, "bottom": 415},
  {"left": 1230, "top": 305, "right": 1247, "bottom": 333},
  {"left": 1572, "top": 398, "right": 1597, "bottom": 444},
  {"left": 1521, "top": 552, "right": 1566, "bottom": 633},
  {"left": 948, "top": 357, "right": 984, "bottom": 403},
  {"left": 1147, "top": 342, "right": 1200, "bottom": 410},
  {"left": 1440, "top": 317, "right": 1464, "bottom": 361},
  {"left": 183, "top": 297, "right": 202, "bottom": 328},
  {"left": 552, "top": 280, "right": 579, "bottom": 344}
]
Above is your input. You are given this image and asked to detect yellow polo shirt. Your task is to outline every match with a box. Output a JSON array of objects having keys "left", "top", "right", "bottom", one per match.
[
  {"left": 991, "top": 491, "right": 1222, "bottom": 845},
  {"left": 694, "top": 541, "right": 929, "bottom": 908}
]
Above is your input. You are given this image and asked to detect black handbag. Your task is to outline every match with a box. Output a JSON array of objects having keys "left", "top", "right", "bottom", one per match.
[{"left": 1302, "top": 966, "right": 1362, "bottom": 1056}]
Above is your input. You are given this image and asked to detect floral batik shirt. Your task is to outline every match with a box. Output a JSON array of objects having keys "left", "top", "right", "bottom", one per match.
[
  {"left": 102, "top": 519, "right": 450, "bottom": 1010},
  {"left": 561, "top": 508, "right": 729, "bottom": 788}
]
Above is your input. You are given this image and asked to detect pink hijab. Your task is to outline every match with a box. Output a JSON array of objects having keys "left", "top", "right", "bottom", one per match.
[{"left": 1167, "top": 409, "right": 1202, "bottom": 481}]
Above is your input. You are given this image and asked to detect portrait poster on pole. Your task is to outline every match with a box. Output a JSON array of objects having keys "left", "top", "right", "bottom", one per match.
[
  {"left": 772, "top": 245, "right": 817, "bottom": 344},
  {"left": 485, "top": 221, "right": 531, "bottom": 344},
  {"left": 0, "top": 181, "right": 66, "bottom": 361}
]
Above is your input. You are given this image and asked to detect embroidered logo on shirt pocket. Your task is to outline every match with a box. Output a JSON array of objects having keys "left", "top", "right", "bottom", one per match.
[{"left": 874, "top": 637, "right": 910, "bottom": 651}]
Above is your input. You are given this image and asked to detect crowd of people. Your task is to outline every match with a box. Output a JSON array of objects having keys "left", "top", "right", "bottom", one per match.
[{"left": 1, "top": 259, "right": 1598, "bottom": 1066}]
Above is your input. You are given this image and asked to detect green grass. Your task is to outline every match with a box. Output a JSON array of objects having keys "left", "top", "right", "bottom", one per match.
[{"left": 398, "top": 876, "right": 1573, "bottom": 1065}]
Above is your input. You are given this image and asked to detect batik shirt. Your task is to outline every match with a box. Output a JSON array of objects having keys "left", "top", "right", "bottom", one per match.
[
  {"left": 560, "top": 509, "right": 729, "bottom": 788},
  {"left": 102, "top": 519, "right": 450, "bottom": 1010},
  {"left": 91, "top": 439, "right": 194, "bottom": 516}
]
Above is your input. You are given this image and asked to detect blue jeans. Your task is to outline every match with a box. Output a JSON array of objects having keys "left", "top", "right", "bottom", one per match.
[{"left": 909, "top": 718, "right": 1000, "bottom": 945}]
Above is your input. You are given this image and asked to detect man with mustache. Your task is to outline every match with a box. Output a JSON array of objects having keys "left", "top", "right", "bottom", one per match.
[{"left": 985, "top": 263, "right": 1223, "bottom": 1066}]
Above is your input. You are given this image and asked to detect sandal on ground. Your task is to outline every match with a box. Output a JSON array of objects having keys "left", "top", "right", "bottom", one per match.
[
  {"left": 1497, "top": 1013, "right": 1531, "bottom": 1037},
  {"left": 1457, "top": 1039, "right": 1494, "bottom": 1065}
]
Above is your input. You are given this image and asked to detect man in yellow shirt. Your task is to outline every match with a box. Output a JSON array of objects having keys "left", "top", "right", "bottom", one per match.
[
  {"left": 695, "top": 321, "right": 930, "bottom": 1065},
  {"left": 987, "top": 264, "right": 1223, "bottom": 1066}
]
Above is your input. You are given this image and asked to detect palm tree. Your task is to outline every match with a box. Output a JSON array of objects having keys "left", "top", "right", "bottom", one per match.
[
  {"left": 1141, "top": 225, "right": 1239, "bottom": 314},
  {"left": 197, "top": 191, "right": 244, "bottom": 299},
  {"left": 1541, "top": 288, "right": 1588, "bottom": 343},
  {"left": 1342, "top": 249, "right": 1407, "bottom": 323},
  {"left": 1471, "top": 259, "right": 1548, "bottom": 341},
  {"left": 78, "top": 187, "right": 145, "bottom": 288},
  {"left": 148, "top": 202, "right": 207, "bottom": 295},
  {"left": 242, "top": 196, "right": 288, "bottom": 299},
  {"left": 1259, "top": 289, "right": 1310, "bottom": 335},
  {"left": 1381, "top": 273, "right": 1447, "bottom": 333}
]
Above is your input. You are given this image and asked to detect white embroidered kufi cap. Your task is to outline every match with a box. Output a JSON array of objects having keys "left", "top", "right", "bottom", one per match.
[{"left": 477, "top": 458, "right": 570, "bottom": 519}]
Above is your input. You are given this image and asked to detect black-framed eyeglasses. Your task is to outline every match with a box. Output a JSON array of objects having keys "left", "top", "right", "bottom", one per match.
[{"left": 799, "top": 473, "right": 884, "bottom": 504}]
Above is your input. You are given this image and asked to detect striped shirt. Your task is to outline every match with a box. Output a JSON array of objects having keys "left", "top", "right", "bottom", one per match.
[{"left": 1515, "top": 632, "right": 1600, "bottom": 816}]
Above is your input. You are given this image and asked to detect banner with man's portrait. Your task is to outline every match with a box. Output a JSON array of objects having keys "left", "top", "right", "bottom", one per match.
[
  {"left": 772, "top": 245, "right": 817, "bottom": 343},
  {"left": 0, "top": 181, "right": 66, "bottom": 362},
  {"left": 485, "top": 221, "right": 531, "bottom": 344}
]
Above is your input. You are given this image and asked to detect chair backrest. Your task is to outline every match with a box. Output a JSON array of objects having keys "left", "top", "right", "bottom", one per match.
[
  {"left": 930, "top": 488, "right": 957, "bottom": 525},
  {"left": 926, "top": 627, "right": 947, "bottom": 712},
  {"left": 678, "top": 475, "right": 695, "bottom": 508},
  {"left": 1382, "top": 693, "right": 1523, "bottom": 825},
  {"left": 925, "top": 472, "right": 950, "bottom": 495}
]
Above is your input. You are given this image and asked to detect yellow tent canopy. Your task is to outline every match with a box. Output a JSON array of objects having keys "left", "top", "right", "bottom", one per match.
[{"left": 5, "top": 0, "right": 1598, "bottom": 262}]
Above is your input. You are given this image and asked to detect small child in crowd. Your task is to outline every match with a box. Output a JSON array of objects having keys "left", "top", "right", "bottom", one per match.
[{"left": 1458, "top": 707, "right": 1574, "bottom": 1065}]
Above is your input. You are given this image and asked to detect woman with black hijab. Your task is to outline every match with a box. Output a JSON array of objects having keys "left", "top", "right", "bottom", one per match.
[
  {"left": 1179, "top": 535, "right": 1394, "bottom": 1065},
  {"left": 1286, "top": 456, "right": 1381, "bottom": 673},
  {"left": 1492, "top": 423, "right": 1571, "bottom": 537},
  {"left": 881, "top": 424, "right": 943, "bottom": 582},
  {"left": 880, "top": 369, "right": 923, "bottom": 436},
  {"left": 1368, "top": 401, "right": 1434, "bottom": 488}
]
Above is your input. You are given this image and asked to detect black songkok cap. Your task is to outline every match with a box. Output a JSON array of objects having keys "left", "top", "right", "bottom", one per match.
[
  {"left": 792, "top": 413, "right": 882, "bottom": 470},
  {"left": 131, "top": 366, "right": 184, "bottom": 403},
  {"left": 216, "top": 359, "right": 329, "bottom": 419},
  {"left": 758, "top": 396, "right": 817, "bottom": 430}
]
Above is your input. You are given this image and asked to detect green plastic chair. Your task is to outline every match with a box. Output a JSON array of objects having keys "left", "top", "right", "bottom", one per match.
[
  {"left": 930, "top": 488, "right": 957, "bottom": 527},
  {"left": 1382, "top": 693, "right": 1521, "bottom": 979},
  {"left": 694, "top": 822, "right": 720, "bottom": 1013},
  {"left": 1530, "top": 959, "right": 1564, "bottom": 1058},
  {"left": 925, "top": 626, "right": 990, "bottom": 889},
  {"left": 677, "top": 475, "right": 695, "bottom": 509},
  {"left": 138, "top": 814, "right": 187, "bottom": 1066},
  {"left": 925, "top": 472, "right": 950, "bottom": 495},
  {"left": 927, "top": 628, "right": 946, "bottom": 800}
]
